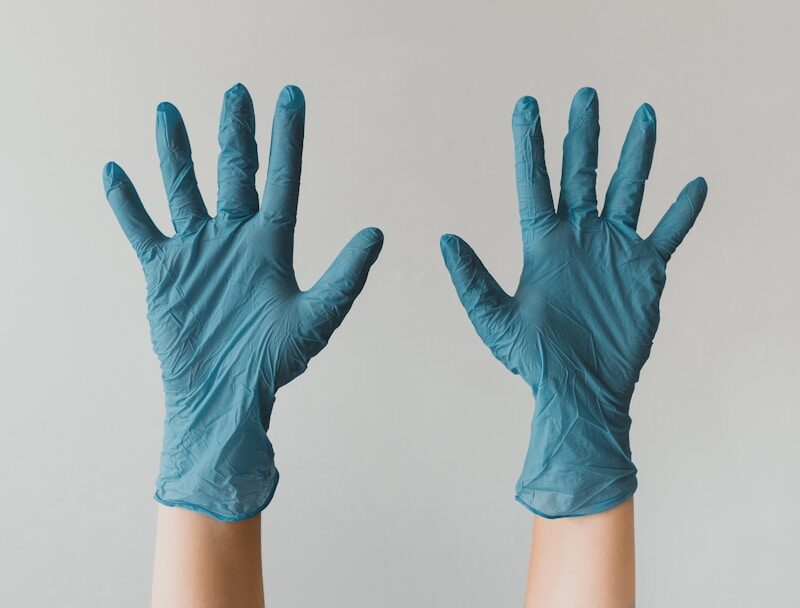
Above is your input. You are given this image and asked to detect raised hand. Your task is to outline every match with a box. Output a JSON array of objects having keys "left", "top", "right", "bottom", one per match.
[
  {"left": 441, "top": 88, "right": 706, "bottom": 517},
  {"left": 104, "top": 84, "right": 383, "bottom": 521}
]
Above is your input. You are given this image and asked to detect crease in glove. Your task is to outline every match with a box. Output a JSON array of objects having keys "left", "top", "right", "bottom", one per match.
[
  {"left": 103, "top": 83, "right": 383, "bottom": 521},
  {"left": 441, "top": 88, "right": 707, "bottom": 518}
]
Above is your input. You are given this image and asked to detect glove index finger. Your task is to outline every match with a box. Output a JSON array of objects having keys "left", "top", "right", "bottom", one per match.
[
  {"left": 262, "top": 85, "right": 305, "bottom": 229},
  {"left": 156, "top": 102, "right": 209, "bottom": 234},
  {"left": 602, "top": 103, "right": 657, "bottom": 231}
]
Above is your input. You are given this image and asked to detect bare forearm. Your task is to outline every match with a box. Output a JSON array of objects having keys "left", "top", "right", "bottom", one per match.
[
  {"left": 151, "top": 505, "right": 265, "bottom": 608},
  {"left": 525, "top": 499, "right": 635, "bottom": 608}
]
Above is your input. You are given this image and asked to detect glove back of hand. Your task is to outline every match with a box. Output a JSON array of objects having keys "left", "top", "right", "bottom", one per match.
[
  {"left": 441, "top": 88, "right": 706, "bottom": 517},
  {"left": 104, "top": 84, "right": 383, "bottom": 521}
]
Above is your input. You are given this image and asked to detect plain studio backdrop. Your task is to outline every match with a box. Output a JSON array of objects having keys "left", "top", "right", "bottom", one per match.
[{"left": 1, "top": 1, "right": 797, "bottom": 606}]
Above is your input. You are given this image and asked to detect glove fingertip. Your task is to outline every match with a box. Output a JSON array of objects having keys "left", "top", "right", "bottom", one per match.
[
  {"left": 361, "top": 227, "right": 384, "bottom": 264},
  {"left": 693, "top": 176, "right": 708, "bottom": 197},
  {"left": 351, "top": 226, "right": 384, "bottom": 260},
  {"left": 156, "top": 101, "right": 179, "bottom": 117},
  {"left": 682, "top": 176, "right": 708, "bottom": 215},
  {"left": 102, "top": 161, "right": 128, "bottom": 195},
  {"left": 441, "top": 233, "right": 474, "bottom": 271},
  {"left": 439, "top": 233, "right": 455, "bottom": 262},
  {"left": 102, "top": 161, "right": 117, "bottom": 189},
  {"left": 360, "top": 226, "right": 384, "bottom": 244},
  {"left": 278, "top": 84, "right": 305, "bottom": 109},
  {"left": 225, "top": 82, "right": 251, "bottom": 100},
  {"left": 638, "top": 102, "right": 656, "bottom": 124},
  {"left": 439, "top": 232, "right": 460, "bottom": 251},
  {"left": 513, "top": 96, "right": 540, "bottom": 124},
  {"left": 569, "top": 86, "right": 598, "bottom": 127}
]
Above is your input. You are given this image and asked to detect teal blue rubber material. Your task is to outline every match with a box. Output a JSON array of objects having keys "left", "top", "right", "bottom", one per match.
[
  {"left": 441, "top": 88, "right": 707, "bottom": 518},
  {"left": 103, "top": 84, "right": 383, "bottom": 521}
]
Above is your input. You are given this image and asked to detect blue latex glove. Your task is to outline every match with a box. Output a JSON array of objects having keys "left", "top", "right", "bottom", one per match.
[
  {"left": 440, "top": 88, "right": 706, "bottom": 518},
  {"left": 103, "top": 84, "right": 383, "bottom": 521}
]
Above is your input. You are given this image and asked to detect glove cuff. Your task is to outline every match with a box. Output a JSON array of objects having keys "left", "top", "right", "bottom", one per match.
[
  {"left": 155, "top": 389, "right": 279, "bottom": 521},
  {"left": 515, "top": 369, "right": 637, "bottom": 518}
]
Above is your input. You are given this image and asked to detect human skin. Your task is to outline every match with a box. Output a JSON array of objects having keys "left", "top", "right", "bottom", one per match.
[
  {"left": 525, "top": 499, "right": 635, "bottom": 608},
  {"left": 151, "top": 505, "right": 265, "bottom": 608}
]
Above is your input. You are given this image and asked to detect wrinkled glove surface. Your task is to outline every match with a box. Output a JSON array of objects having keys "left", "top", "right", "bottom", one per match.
[
  {"left": 104, "top": 84, "right": 383, "bottom": 521},
  {"left": 441, "top": 88, "right": 706, "bottom": 518}
]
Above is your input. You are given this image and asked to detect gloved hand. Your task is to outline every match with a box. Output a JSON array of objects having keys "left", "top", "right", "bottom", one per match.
[
  {"left": 103, "top": 84, "right": 384, "bottom": 521},
  {"left": 440, "top": 88, "right": 706, "bottom": 518}
]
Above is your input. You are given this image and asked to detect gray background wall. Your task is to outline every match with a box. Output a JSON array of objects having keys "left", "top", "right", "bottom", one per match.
[{"left": 1, "top": 1, "right": 797, "bottom": 606}]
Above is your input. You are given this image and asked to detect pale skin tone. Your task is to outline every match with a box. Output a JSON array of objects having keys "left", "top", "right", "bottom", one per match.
[
  {"left": 150, "top": 500, "right": 634, "bottom": 607},
  {"left": 525, "top": 499, "right": 635, "bottom": 608},
  {"left": 158, "top": 502, "right": 643, "bottom": 608},
  {"left": 152, "top": 505, "right": 265, "bottom": 608}
]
